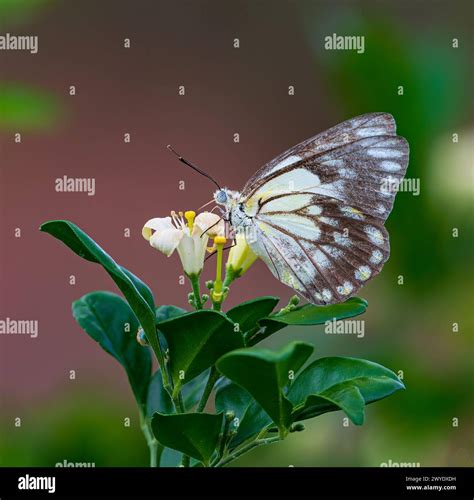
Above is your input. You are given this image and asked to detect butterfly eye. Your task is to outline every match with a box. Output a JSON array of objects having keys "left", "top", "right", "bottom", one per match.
[{"left": 216, "top": 190, "right": 228, "bottom": 204}]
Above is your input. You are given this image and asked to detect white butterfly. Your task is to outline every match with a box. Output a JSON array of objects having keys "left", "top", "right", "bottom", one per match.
[{"left": 211, "top": 113, "right": 409, "bottom": 305}]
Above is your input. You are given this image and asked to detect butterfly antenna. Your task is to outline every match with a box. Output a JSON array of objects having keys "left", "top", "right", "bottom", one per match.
[
  {"left": 198, "top": 198, "right": 215, "bottom": 210},
  {"left": 167, "top": 145, "right": 221, "bottom": 190}
]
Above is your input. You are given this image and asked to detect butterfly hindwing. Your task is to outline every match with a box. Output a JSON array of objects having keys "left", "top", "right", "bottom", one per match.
[{"left": 248, "top": 194, "right": 390, "bottom": 304}]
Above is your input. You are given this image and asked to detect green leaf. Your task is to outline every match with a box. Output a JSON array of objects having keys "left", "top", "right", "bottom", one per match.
[
  {"left": 157, "top": 310, "right": 244, "bottom": 396},
  {"left": 40, "top": 220, "right": 161, "bottom": 361},
  {"left": 72, "top": 291, "right": 151, "bottom": 408},
  {"left": 146, "top": 370, "right": 174, "bottom": 418},
  {"left": 148, "top": 369, "right": 210, "bottom": 467},
  {"left": 226, "top": 296, "right": 279, "bottom": 335},
  {"left": 288, "top": 357, "right": 405, "bottom": 424},
  {"left": 151, "top": 412, "right": 223, "bottom": 466},
  {"left": 155, "top": 305, "right": 187, "bottom": 323},
  {"left": 296, "top": 384, "right": 366, "bottom": 425},
  {"left": 180, "top": 370, "right": 211, "bottom": 411},
  {"left": 251, "top": 297, "right": 368, "bottom": 345},
  {"left": 215, "top": 380, "right": 272, "bottom": 449},
  {"left": 159, "top": 447, "right": 183, "bottom": 467},
  {"left": 217, "top": 341, "right": 314, "bottom": 435}
]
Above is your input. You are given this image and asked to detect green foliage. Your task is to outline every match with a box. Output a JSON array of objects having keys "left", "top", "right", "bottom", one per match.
[
  {"left": 215, "top": 380, "right": 272, "bottom": 448},
  {"left": 72, "top": 291, "right": 151, "bottom": 409},
  {"left": 151, "top": 412, "right": 223, "bottom": 466},
  {"left": 40, "top": 221, "right": 161, "bottom": 364},
  {"left": 217, "top": 342, "right": 314, "bottom": 436},
  {"left": 155, "top": 305, "right": 187, "bottom": 323},
  {"left": 42, "top": 219, "right": 406, "bottom": 467},
  {"left": 156, "top": 310, "right": 244, "bottom": 396},
  {"left": 288, "top": 357, "right": 405, "bottom": 424},
  {"left": 226, "top": 296, "right": 279, "bottom": 335},
  {"left": 249, "top": 297, "right": 368, "bottom": 345}
]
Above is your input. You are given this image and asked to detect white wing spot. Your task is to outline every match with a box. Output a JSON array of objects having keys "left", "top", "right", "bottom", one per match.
[
  {"left": 304, "top": 205, "right": 322, "bottom": 216},
  {"left": 322, "top": 289, "right": 333, "bottom": 301},
  {"left": 365, "top": 226, "right": 384, "bottom": 246},
  {"left": 381, "top": 160, "right": 401, "bottom": 172},
  {"left": 333, "top": 231, "right": 352, "bottom": 247},
  {"left": 370, "top": 249, "right": 383, "bottom": 264},
  {"left": 337, "top": 281, "right": 354, "bottom": 296},
  {"left": 319, "top": 216, "right": 339, "bottom": 227},
  {"left": 339, "top": 168, "right": 357, "bottom": 179},
  {"left": 323, "top": 159, "right": 344, "bottom": 167},
  {"left": 301, "top": 241, "right": 331, "bottom": 269},
  {"left": 341, "top": 206, "right": 365, "bottom": 221},
  {"left": 367, "top": 148, "right": 404, "bottom": 158},
  {"left": 356, "top": 126, "right": 387, "bottom": 137},
  {"left": 321, "top": 245, "right": 343, "bottom": 258},
  {"left": 355, "top": 265, "right": 371, "bottom": 281}
]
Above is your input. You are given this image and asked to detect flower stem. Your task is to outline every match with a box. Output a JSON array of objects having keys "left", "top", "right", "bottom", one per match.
[
  {"left": 215, "top": 436, "right": 281, "bottom": 467},
  {"left": 196, "top": 366, "right": 219, "bottom": 413},
  {"left": 189, "top": 275, "right": 203, "bottom": 310},
  {"left": 211, "top": 236, "right": 227, "bottom": 309}
]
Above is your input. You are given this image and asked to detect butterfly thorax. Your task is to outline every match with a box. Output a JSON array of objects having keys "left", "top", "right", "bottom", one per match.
[{"left": 214, "top": 188, "right": 251, "bottom": 229}]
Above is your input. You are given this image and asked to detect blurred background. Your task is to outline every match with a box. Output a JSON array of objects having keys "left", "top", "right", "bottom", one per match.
[{"left": 0, "top": 0, "right": 473, "bottom": 467}]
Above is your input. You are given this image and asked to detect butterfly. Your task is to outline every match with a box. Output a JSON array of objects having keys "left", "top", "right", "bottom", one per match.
[{"left": 171, "top": 113, "right": 409, "bottom": 305}]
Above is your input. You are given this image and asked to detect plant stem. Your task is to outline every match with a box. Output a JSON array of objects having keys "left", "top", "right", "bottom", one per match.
[
  {"left": 189, "top": 275, "right": 203, "bottom": 309},
  {"left": 215, "top": 436, "right": 281, "bottom": 467},
  {"left": 140, "top": 410, "right": 162, "bottom": 467},
  {"left": 196, "top": 366, "right": 219, "bottom": 413},
  {"left": 172, "top": 391, "right": 185, "bottom": 413}
]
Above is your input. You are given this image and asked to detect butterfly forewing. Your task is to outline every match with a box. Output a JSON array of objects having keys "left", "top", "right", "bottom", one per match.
[{"left": 239, "top": 112, "right": 409, "bottom": 305}]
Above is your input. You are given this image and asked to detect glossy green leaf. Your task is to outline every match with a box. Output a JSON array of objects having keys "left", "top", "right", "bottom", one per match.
[
  {"left": 226, "top": 296, "right": 279, "bottom": 335},
  {"left": 215, "top": 380, "right": 272, "bottom": 449},
  {"left": 72, "top": 291, "right": 151, "bottom": 408},
  {"left": 151, "top": 412, "right": 223, "bottom": 466},
  {"left": 288, "top": 357, "right": 405, "bottom": 423},
  {"left": 297, "top": 384, "right": 366, "bottom": 425},
  {"left": 155, "top": 305, "right": 187, "bottom": 323},
  {"left": 157, "top": 310, "right": 244, "bottom": 395},
  {"left": 146, "top": 370, "right": 174, "bottom": 418},
  {"left": 217, "top": 341, "right": 314, "bottom": 435},
  {"left": 40, "top": 220, "right": 160, "bottom": 360},
  {"left": 250, "top": 297, "right": 368, "bottom": 345}
]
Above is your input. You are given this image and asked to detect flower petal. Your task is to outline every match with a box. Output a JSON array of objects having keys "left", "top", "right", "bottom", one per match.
[
  {"left": 150, "top": 227, "right": 183, "bottom": 256},
  {"left": 194, "top": 212, "right": 225, "bottom": 237},
  {"left": 142, "top": 217, "right": 174, "bottom": 241}
]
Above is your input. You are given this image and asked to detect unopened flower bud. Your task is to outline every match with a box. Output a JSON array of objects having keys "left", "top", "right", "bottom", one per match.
[{"left": 136, "top": 328, "right": 149, "bottom": 346}]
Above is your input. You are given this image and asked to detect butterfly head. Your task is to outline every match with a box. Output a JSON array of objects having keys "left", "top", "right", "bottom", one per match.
[{"left": 214, "top": 188, "right": 239, "bottom": 207}]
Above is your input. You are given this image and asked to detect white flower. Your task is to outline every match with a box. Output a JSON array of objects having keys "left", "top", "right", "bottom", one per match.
[{"left": 142, "top": 211, "right": 224, "bottom": 276}]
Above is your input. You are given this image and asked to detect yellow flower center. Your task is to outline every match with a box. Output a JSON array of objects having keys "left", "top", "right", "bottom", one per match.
[{"left": 185, "top": 210, "right": 196, "bottom": 233}]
